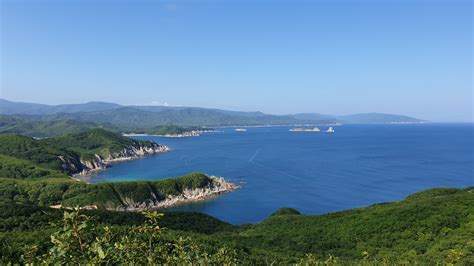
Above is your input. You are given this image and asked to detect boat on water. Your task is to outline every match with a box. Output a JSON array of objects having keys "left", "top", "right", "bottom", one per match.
[
  {"left": 289, "top": 127, "right": 321, "bottom": 132},
  {"left": 235, "top": 128, "right": 247, "bottom": 132},
  {"left": 326, "top": 127, "right": 335, "bottom": 133}
]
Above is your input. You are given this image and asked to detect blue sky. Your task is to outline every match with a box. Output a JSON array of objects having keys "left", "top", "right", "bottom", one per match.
[{"left": 1, "top": 0, "right": 472, "bottom": 121}]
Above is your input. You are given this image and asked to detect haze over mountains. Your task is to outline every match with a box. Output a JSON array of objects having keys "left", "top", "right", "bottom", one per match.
[
  {"left": 0, "top": 99, "right": 423, "bottom": 127},
  {"left": 289, "top": 113, "right": 423, "bottom": 124}
]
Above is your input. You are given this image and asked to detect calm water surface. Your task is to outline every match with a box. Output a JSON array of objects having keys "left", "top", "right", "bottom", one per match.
[{"left": 90, "top": 124, "right": 474, "bottom": 224}]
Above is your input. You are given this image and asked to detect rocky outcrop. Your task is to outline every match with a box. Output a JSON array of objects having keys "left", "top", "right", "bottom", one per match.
[
  {"left": 158, "top": 131, "right": 200, "bottom": 138},
  {"left": 99, "top": 143, "right": 170, "bottom": 164},
  {"left": 65, "top": 142, "right": 170, "bottom": 177},
  {"left": 113, "top": 176, "right": 239, "bottom": 211}
]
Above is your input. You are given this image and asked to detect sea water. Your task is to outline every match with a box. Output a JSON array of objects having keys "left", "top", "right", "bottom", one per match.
[{"left": 90, "top": 123, "right": 474, "bottom": 224}]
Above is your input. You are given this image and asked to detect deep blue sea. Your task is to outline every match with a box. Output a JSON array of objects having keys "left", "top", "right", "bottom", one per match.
[{"left": 90, "top": 123, "right": 474, "bottom": 224}]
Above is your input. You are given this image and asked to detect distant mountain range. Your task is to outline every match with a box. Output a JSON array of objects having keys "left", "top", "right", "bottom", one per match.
[
  {"left": 0, "top": 99, "right": 122, "bottom": 115},
  {"left": 289, "top": 113, "right": 423, "bottom": 124},
  {"left": 0, "top": 99, "right": 424, "bottom": 128}
]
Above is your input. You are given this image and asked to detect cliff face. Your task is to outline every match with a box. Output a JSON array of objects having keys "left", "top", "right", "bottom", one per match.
[
  {"left": 112, "top": 176, "right": 239, "bottom": 211},
  {"left": 60, "top": 142, "right": 170, "bottom": 176},
  {"left": 99, "top": 142, "right": 170, "bottom": 164}
]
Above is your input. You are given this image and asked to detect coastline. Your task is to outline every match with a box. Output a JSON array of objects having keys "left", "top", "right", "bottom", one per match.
[
  {"left": 121, "top": 175, "right": 240, "bottom": 211},
  {"left": 59, "top": 175, "right": 240, "bottom": 211},
  {"left": 123, "top": 129, "right": 217, "bottom": 138},
  {"left": 212, "top": 123, "right": 342, "bottom": 128},
  {"left": 65, "top": 141, "right": 240, "bottom": 211},
  {"left": 71, "top": 144, "right": 171, "bottom": 183}
]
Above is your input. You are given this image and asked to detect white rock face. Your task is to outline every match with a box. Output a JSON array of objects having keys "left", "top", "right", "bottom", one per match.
[
  {"left": 158, "top": 131, "right": 200, "bottom": 138},
  {"left": 113, "top": 176, "right": 240, "bottom": 211},
  {"left": 71, "top": 143, "right": 170, "bottom": 176},
  {"left": 103, "top": 144, "right": 170, "bottom": 163}
]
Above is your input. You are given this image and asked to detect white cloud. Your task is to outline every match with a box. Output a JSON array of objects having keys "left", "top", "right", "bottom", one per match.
[{"left": 135, "top": 100, "right": 171, "bottom": 106}]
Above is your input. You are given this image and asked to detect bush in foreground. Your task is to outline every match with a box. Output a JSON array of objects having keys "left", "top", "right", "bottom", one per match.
[{"left": 23, "top": 208, "right": 238, "bottom": 264}]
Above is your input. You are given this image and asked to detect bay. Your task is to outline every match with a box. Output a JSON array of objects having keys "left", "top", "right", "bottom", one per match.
[{"left": 90, "top": 123, "right": 474, "bottom": 224}]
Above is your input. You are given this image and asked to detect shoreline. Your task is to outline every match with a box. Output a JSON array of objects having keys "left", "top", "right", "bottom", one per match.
[
  {"left": 65, "top": 143, "right": 240, "bottom": 211},
  {"left": 71, "top": 144, "right": 171, "bottom": 183},
  {"left": 123, "top": 130, "right": 216, "bottom": 138},
  {"left": 60, "top": 175, "right": 240, "bottom": 212},
  {"left": 124, "top": 175, "right": 240, "bottom": 211}
]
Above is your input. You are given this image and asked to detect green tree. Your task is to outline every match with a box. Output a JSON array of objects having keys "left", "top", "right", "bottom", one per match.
[{"left": 29, "top": 208, "right": 238, "bottom": 264}]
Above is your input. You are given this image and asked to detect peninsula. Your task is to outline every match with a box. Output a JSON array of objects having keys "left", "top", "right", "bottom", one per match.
[
  {"left": 0, "top": 129, "right": 238, "bottom": 210},
  {"left": 123, "top": 125, "right": 216, "bottom": 138}
]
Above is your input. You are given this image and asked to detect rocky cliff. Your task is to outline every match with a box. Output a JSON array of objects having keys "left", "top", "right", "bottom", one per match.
[
  {"left": 50, "top": 174, "right": 240, "bottom": 211},
  {"left": 112, "top": 176, "right": 239, "bottom": 211},
  {"left": 60, "top": 142, "right": 170, "bottom": 176}
]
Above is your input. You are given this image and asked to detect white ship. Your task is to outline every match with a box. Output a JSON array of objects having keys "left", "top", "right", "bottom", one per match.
[
  {"left": 326, "top": 127, "right": 335, "bottom": 133},
  {"left": 235, "top": 128, "right": 247, "bottom": 132}
]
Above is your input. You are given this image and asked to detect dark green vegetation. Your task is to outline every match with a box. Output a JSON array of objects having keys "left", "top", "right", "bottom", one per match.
[
  {"left": 0, "top": 127, "right": 469, "bottom": 264},
  {"left": 1, "top": 187, "right": 472, "bottom": 264},
  {"left": 0, "top": 128, "right": 244, "bottom": 264},
  {"left": 1, "top": 207, "right": 239, "bottom": 264},
  {"left": 0, "top": 114, "right": 121, "bottom": 137},
  {"left": 134, "top": 124, "right": 213, "bottom": 136},
  {"left": 0, "top": 128, "right": 160, "bottom": 175},
  {"left": 0, "top": 172, "right": 216, "bottom": 208},
  {"left": 225, "top": 187, "right": 474, "bottom": 264},
  {"left": 0, "top": 115, "right": 209, "bottom": 138},
  {"left": 0, "top": 129, "right": 222, "bottom": 210}
]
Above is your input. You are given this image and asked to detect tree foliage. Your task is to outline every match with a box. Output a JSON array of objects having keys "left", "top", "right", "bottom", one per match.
[{"left": 24, "top": 208, "right": 238, "bottom": 265}]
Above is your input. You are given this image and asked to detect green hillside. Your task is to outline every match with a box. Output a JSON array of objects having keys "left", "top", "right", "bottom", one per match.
[
  {"left": 145, "top": 124, "right": 210, "bottom": 135},
  {"left": 0, "top": 129, "right": 160, "bottom": 175},
  {"left": 0, "top": 115, "right": 211, "bottom": 138},
  {"left": 42, "top": 128, "right": 155, "bottom": 158},
  {"left": 0, "top": 129, "right": 471, "bottom": 264},
  {"left": 0, "top": 155, "right": 64, "bottom": 180},
  {"left": 0, "top": 129, "right": 223, "bottom": 209},
  {"left": 0, "top": 172, "right": 215, "bottom": 208},
  {"left": 0, "top": 187, "right": 472, "bottom": 264},
  {"left": 0, "top": 133, "right": 82, "bottom": 175},
  {"left": 0, "top": 115, "right": 120, "bottom": 137},
  {"left": 46, "top": 107, "right": 305, "bottom": 127},
  {"left": 0, "top": 99, "right": 310, "bottom": 127},
  {"left": 212, "top": 187, "right": 474, "bottom": 263},
  {"left": 0, "top": 129, "right": 226, "bottom": 210}
]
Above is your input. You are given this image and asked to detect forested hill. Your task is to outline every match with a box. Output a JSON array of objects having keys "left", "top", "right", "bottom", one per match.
[
  {"left": 0, "top": 99, "right": 423, "bottom": 127},
  {"left": 0, "top": 128, "right": 471, "bottom": 264},
  {"left": 0, "top": 115, "right": 120, "bottom": 137},
  {"left": 0, "top": 187, "right": 472, "bottom": 264},
  {"left": 0, "top": 115, "right": 212, "bottom": 138},
  {"left": 0, "top": 129, "right": 234, "bottom": 210},
  {"left": 0, "top": 128, "right": 166, "bottom": 176},
  {"left": 0, "top": 99, "right": 309, "bottom": 127},
  {"left": 28, "top": 107, "right": 306, "bottom": 127}
]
